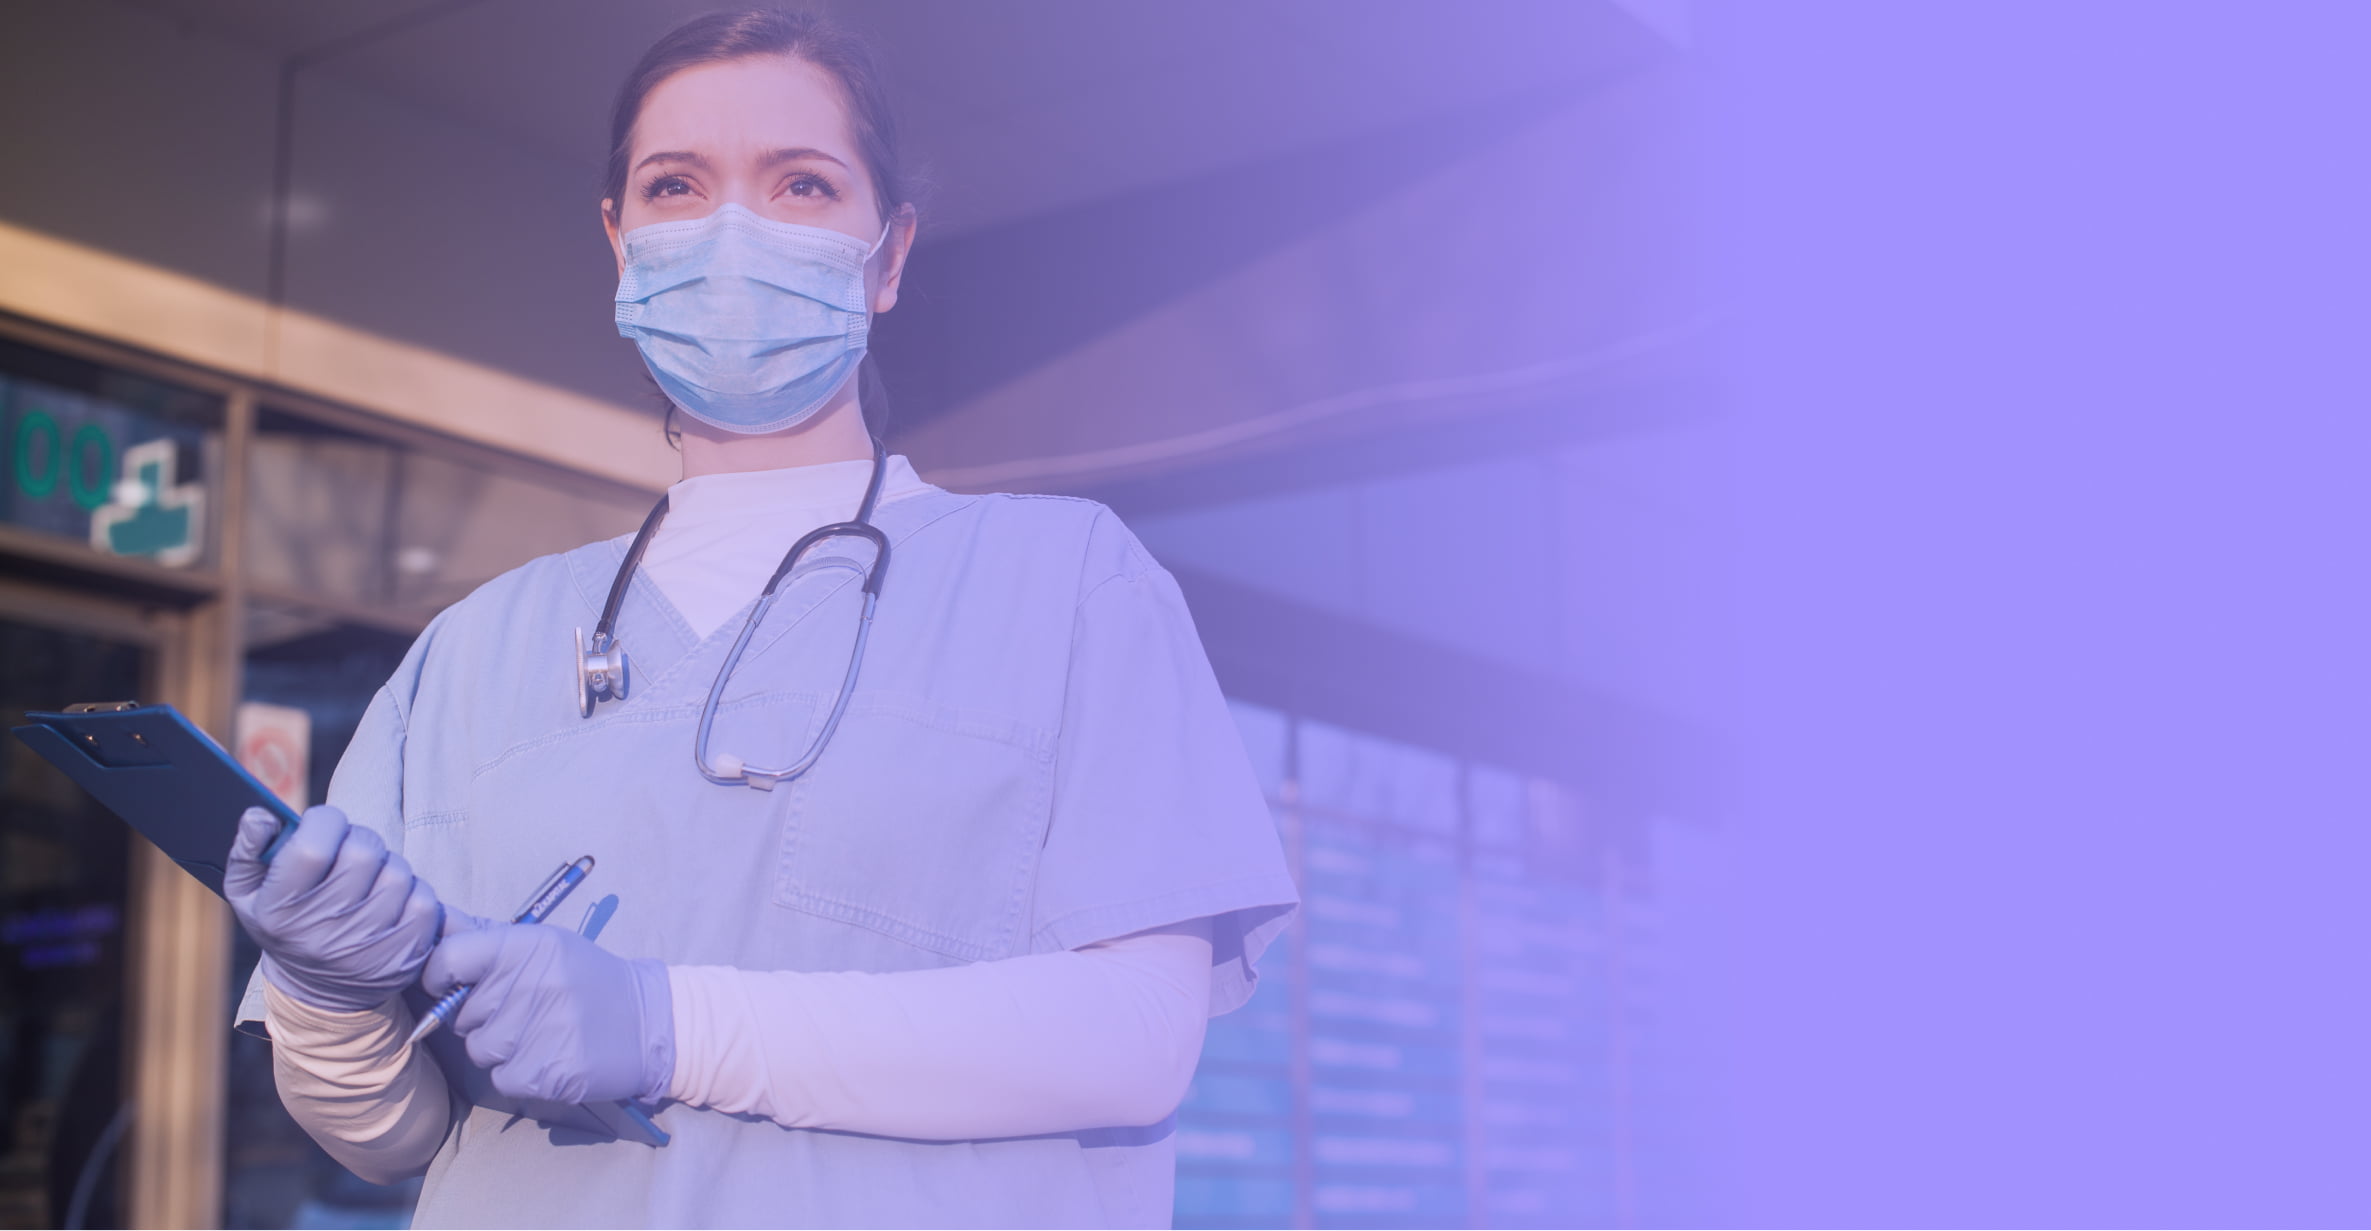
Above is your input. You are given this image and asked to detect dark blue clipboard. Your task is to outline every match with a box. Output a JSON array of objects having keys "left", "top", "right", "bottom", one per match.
[{"left": 10, "top": 701, "right": 299, "bottom": 895}]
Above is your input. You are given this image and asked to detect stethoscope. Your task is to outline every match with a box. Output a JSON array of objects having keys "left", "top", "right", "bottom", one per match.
[{"left": 575, "top": 437, "right": 892, "bottom": 790}]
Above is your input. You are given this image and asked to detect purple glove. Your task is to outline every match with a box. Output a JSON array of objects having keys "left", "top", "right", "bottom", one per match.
[
  {"left": 224, "top": 805, "right": 442, "bottom": 1013},
  {"left": 422, "top": 910, "right": 674, "bottom": 1106}
]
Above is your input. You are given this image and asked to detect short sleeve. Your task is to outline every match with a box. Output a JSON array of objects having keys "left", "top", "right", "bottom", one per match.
[
  {"left": 1028, "top": 519, "right": 1301, "bottom": 1017},
  {"left": 232, "top": 682, "right": 413, "bottom": 1029}
]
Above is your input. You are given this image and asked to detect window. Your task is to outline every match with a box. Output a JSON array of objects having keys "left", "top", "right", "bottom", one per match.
[
  {"left": 242, "top": 409, "right": 648, "bottom": 622},
  {"left": 1175, "top": 702, "right": 1651, "bottom": 1229}
]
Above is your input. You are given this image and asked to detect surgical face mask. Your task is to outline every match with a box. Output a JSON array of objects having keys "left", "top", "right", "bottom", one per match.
[{"left": 614, "top": 203, "right": 892, "bottom": 435}]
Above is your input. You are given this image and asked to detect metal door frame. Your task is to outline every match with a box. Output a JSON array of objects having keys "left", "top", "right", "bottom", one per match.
[{"left": 0, "top": 572, "right": 232, "bottom": 1229}]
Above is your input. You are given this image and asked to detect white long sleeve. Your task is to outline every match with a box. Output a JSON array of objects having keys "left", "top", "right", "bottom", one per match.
[
  {"left": 666, "top": 922, "right": 1215, "bottom": 1140},
  {"left": 262, "top": 983, "right": 455, "bottom": 1184},
  {"left": 268, "top": 926, "right": 1213, "bottom": 1165}
]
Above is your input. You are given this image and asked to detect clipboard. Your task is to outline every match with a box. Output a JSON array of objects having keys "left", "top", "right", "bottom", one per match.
[{"left": 11, "top": 701, "right": 299, "bottom": 895}]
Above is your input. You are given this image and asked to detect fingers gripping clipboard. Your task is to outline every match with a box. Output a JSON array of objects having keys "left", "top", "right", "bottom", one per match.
[
  {"left": 11, "top": 701, "right": 671, "bottom": 1149},
  {"left": 10, "top": 702, "right": 299, "bottom": 895}
]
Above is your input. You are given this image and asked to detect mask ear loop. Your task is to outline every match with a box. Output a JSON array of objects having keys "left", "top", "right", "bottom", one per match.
[
  {"left": 861, "top": 207, "right": 908, "bottom": 262},
  {"left": 854, "top": 210, "right": 907, "bottom": 438}
]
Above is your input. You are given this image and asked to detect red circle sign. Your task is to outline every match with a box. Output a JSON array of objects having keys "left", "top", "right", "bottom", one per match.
[{"left": 240, "top": 726, "right": 305, "bottom": 803}]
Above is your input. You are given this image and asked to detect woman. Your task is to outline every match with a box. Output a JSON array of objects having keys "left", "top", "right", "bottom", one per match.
[{"left": 221, "top": 10, "right": 1299, "bottom": 1228}]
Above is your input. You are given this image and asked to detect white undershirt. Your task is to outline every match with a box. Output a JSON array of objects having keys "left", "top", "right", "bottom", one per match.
[
  {"left": 641, "top": 454, "right": 930, "bottom": 641},
  {"left": 266, "top": 455, "right": 1214, "bottom": 1179}
]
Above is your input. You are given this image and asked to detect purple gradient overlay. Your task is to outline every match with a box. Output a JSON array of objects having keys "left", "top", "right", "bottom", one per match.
[{"left": 1689, "top": 2, "right": 2371, "bottom": 1223}]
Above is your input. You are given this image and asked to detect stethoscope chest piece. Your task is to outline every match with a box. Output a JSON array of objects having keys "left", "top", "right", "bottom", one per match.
[{"left": 575, "top": 626, "right": 630, "bottom": 718}]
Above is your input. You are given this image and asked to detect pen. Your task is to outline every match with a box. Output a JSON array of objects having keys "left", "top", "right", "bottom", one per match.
[{"left": 407, "top": 855, "right": 595, "bottom": 1046}]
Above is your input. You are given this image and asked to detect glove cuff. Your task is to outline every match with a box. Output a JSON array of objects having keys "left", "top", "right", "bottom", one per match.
[
  {"left": 258, "top": 951, "right": 402, "bottom": 1017},
  {"left": 629, "top": 959, "right": 676, "bottom": 1104}
]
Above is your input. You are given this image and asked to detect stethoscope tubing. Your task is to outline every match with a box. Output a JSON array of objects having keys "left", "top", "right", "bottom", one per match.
[
  {"left": 583, "top": 436, "right": 893, "bottom": 790},
  {"left": 694, "top": 581, "right": 879, "bottom": 789}
]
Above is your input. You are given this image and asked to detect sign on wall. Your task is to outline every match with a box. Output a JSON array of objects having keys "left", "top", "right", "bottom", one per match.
[
  {"left": 234, "top": 701, "right": 312, "bottom": 811},
  {"left": 0, "top": 344, "right": 218, "bottom": 569}
]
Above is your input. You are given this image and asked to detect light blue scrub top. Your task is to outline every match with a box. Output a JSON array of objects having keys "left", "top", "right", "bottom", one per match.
[{"left": 237, "top": 488, "right": 1301, "bottom": 1229}]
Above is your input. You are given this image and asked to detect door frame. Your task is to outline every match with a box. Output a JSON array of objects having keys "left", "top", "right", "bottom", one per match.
[{"left": 0, "top": 571, "right": 235, "bottom": 1228}]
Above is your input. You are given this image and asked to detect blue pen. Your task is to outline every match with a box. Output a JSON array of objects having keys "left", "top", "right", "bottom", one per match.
[{"left": 407, "top": 855, "right": 595, "bottom": 1046}]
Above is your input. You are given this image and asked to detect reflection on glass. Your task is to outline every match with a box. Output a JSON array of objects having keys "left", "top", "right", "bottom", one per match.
[
  {"left": 1302, "top": 813, "right": 1464, "bottom": 1229},
  {"left": 0, "top": 617, "right": 145, "bottom": 1228},
  {"left": 0, "top": 336, "right": 222, "bottom": 570},
  {"left": 1467, "top": 766, "right": 1529, "bottom": 851},
  {"left": 1175, "top": 715, "right": 1650, "bottom": 1230},
  {"left": 243, "top": 410, "right": 648, "bottom": 619},
  {"left": 1297, "top": 720, "right": 1459, "bottom": 835}
]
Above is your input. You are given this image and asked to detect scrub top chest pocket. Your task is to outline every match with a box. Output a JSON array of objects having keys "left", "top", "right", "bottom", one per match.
[{"left": 773, "top": 695, "right": 1056, "bottom": 963}]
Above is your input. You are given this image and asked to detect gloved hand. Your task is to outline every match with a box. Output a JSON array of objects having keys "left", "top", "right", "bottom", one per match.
[
  {"left": 423, "top": 910, "right": 674, "bottom": 1106},
  {"left": 224, "top": 804, "right": 442, "bottom": 1013}
]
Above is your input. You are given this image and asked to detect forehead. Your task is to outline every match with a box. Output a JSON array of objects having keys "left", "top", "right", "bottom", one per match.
[{"left": 631, "top": 55, "right": 856, "bottom": 157}]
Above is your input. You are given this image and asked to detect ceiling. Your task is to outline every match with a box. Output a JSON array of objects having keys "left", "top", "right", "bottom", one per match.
[{"left": 118, "top": 0, "right": 1677, "bottom": 238}]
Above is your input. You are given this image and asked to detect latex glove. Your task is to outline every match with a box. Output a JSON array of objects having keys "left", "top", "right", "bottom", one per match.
[
  {"left": 422, "top": 910, "right": 674, "bottom": 1106},
  {"left": 224, "top": 805, "right": 442, "bottom": 1014}
]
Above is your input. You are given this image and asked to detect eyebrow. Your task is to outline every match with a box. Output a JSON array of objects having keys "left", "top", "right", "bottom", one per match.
[{"left": 632, "top": 147, "right": 851, "bottom": 175}]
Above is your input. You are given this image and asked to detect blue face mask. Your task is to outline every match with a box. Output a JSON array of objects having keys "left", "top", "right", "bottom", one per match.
[{"left": 614, "top": 204, "right": 891, "bottom": 435}]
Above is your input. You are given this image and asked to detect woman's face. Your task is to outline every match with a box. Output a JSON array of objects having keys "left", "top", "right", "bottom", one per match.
[{"left": 603, "top": 55, "right": 913, "bottom": 312}]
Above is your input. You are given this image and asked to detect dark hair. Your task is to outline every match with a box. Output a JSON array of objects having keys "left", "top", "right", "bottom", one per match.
[
  {"left": 606, "top": 9, "right": 913, "bottom": 446},
  {"left": 605, "top": 8, "right": 911, "bottom": 223}
]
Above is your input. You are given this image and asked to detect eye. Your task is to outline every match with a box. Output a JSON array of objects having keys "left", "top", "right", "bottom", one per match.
[
  {"left": 783, "top": 172, "right": 841, "bottom": 201},
  {"left": 639, "top": 174, "right": 694, "bottom": 203}
]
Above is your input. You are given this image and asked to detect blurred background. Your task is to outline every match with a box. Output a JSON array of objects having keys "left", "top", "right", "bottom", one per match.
[{"left": 0, "top": 1, "right": 1723, "bottom": 1226}]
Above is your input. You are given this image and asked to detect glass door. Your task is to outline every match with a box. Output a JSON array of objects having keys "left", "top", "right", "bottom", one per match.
[{"left": 0, "top": 581, "right": 169, "bottom": 1230}]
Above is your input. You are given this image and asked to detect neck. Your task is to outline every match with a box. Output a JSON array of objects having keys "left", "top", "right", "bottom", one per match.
[{"left": 675, "top": 379, "right": 874, "bottom": 480}]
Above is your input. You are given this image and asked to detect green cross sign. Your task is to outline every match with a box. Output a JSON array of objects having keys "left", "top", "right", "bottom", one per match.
[{"left": 90, "top": 438, "right": 205, "bottom": 567}]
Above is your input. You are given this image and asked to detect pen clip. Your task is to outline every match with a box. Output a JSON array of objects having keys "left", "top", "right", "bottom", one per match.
[{"left": 577, "top": 894, "right": 621, "bottom": 944}]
